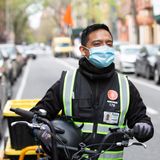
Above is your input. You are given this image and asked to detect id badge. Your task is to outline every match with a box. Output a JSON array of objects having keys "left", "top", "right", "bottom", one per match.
[{"left": 103, "top": 111, "right": 119, "bottom": 124}]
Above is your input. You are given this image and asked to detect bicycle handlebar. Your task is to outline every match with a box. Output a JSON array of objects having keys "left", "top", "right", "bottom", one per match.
[
  {"left": 10, "top": 108, "right": 147, "bottom": 160},
  {"left": 10, "top": 108, "right": 59, "bottom": 160},
  {"left": 10, "top": 108, "right": 34, "bottom": 120}
]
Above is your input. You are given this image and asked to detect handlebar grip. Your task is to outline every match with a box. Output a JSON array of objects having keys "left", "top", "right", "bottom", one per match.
[
  {"left": 125, "top": 128, "right": 135, "bottom": 137},
  {"left": 10, "top": 108, "right": 34, "bottom": 120}
]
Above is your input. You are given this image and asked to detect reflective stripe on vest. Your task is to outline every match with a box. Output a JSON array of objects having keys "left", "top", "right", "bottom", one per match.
[
  {"left": 63, "top": 69, "right": 77, "bottom": 116},
  {"left": 99, "top": 150, "right": 123, "bottom": 160},
  {"left": 63, "top": 70, "right": 130, "bottom": 132},
  {"left": 117, "top": 73, "right": 130, "bottom": 127},
  {"left": 82, "top": 149, "right": 123, "bottom": 160},
  {"left": 74, "top": 122, "right": 125, "bottom": 134}
]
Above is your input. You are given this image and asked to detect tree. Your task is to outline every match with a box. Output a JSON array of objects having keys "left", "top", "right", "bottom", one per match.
[
  {"left": 72, "top": 0, "right": 117, "bottom": 27},
  {"left": 86, "top": 0, "right": 117, "bottom": 24},
  {"left": 130, "top": 0, "right": 139, "bottom": 44},
  {"left": 6, "top": 0, "right": 43, "bottom": 43},
  {"left": 42, "top": 0, "right": 71, "bottom": 35},
  {"left": 34, "top": 8, "right": 56, "bottom": 43},
  {"left": 0, "top": 0, "right": 7, "bottom": 42}
]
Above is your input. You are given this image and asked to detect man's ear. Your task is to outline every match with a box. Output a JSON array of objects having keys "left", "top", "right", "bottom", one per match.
[{"left": 79, "top": 46, "right": 89, "bottom": 57}]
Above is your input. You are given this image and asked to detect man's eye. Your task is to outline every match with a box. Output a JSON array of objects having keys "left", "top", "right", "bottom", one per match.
[
  {"left": 93, "top": 43, "right": 101, "bottom": 47},
  {"left": 106, "top": 43, "right": 113, "bottom": 47},
  {"left": 107, "top": 44, "right": 112, "bottom": 47}
]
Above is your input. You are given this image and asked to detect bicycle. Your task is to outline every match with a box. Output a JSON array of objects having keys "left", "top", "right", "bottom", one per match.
[{"left": 10, "top": 108, "right": 146, "bottom": 160}]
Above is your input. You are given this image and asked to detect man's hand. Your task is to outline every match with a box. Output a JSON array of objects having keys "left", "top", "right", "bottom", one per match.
[{"left": 133, "top": 122, "right": 152, "bottom": 141}]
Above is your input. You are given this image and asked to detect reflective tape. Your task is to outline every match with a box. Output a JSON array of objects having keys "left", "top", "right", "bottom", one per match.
[
  {"left": 74, "top": 122, "right": 126, "bottom": 134},
  {"left": 99, "top": 150, "right": 123, "bottom": 160},
  {"left": 97, "top": 124, "right": 125, "bottom": 135},
  {"left": 74, "top": 122, "right": 93, "bottom": 133},
  {"left": 118, "top": 73, "right": 130, "bottom": 126},
  {"left": 63, "top": 69, "right": 76, "bottom": 115}
]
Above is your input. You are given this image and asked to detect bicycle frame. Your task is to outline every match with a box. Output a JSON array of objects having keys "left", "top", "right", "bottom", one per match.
[{"left": 18, "top": 145, "right": 46, "bottom": 160}]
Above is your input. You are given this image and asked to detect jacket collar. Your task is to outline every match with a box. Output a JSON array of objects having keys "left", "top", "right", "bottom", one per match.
[{"left": 78, "top": 57, "right": 116, "bottom": 80}]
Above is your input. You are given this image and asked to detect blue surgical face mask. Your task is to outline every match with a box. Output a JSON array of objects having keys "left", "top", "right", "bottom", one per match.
[{"left": 86, "top": 45, "right": 115, "bottom": 68}]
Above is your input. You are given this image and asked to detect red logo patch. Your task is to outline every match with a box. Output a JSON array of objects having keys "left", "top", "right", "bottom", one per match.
[{"left": 107, "top": 90, "right": 118, "bottom": 100}]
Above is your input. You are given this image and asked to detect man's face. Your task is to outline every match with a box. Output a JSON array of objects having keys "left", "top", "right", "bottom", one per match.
[{"left": 80, "top": 29, "right": 113, "bottom": 57}]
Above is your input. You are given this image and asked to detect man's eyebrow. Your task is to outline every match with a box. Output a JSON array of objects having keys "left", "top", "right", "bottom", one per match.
[
  {"left": 92, "top": 39, "right": 113, "bottom": 43},
  {"left": 105, "top": 39, "right": 113, "bottom": 42},
  {"left": 92, "top": 39, "right": 103, "bottom": 43}
]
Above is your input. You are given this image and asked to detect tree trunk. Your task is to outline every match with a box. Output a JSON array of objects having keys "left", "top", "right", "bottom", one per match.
[{"left": 130, "top": 0, "right": 139, "bottom": 44}]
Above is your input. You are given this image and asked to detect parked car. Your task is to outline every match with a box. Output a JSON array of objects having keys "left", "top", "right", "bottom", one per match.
[
  {"left": 135, "top": 45, "right": 159, "bottom": 79},
  {"left": 23, "top": 45, "right": 38, "bottom": 59},
  {"left": 113, "top": 41, "right": 129, "bottom": 50},
  {"left": 16, "top": 45, "right": 28, "bottom": 65},
  {"left": 72, "top": 37, "right": 82, "bottom": 59},
  {"left": 52, "top": 36, "right": 73, "bottom": 57},
  {"left": 0, "top": 49, "right": 12, "bottom": 108},
  {"left": 0, "top": 105, "right": 2, "bottom": 140},
  {"left": 154, "top": 49, "right": 160, "bottom": 84},
  {"left": 0, "top": 43, "right": 24, "bottom": 81},
  {"left": 114, "top": 44, "right": 142, "bottom": 73}
]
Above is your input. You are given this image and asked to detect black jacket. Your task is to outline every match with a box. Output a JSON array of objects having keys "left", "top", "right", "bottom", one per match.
[{"left": 31, "top": 57, "right": 154, "bottom": 142}]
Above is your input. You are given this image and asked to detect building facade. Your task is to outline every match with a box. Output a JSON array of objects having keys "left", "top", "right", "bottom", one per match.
[
  {"left": 117, "top": 0, "right": 160, "bottom": 44},
  {"left": 0, "top": 0, "right": 7, "bottom": 42},
  {"left": 152, "top": 0, "right": 160, "bottom": 44},
  {"left": 135, "top": 0, "right": 153, "bottom": 44}
]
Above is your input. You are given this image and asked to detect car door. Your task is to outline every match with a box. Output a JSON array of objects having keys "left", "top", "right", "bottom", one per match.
[
  {"left": 157, "top": 52, "right": 160, "bottom": 75},
  {"left": 139, "top": 47, "right": 148, "bottom": 76},
  {"left": 154, "top": 51, "right": 160, "bottom": 84}
]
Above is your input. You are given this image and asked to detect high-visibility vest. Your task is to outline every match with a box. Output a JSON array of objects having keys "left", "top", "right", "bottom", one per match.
[{"left": 62, "top": 69, "right": 130, "bottom": 160}]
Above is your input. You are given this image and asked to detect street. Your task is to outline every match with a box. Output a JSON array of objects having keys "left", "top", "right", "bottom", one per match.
[{"left": 5, "top": 53, "right": 158, "bottom": 160}]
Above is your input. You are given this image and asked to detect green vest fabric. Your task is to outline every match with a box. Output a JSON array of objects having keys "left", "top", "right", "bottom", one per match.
[{"left": 62, "top": 69, "right": 130, "bottom": 160}]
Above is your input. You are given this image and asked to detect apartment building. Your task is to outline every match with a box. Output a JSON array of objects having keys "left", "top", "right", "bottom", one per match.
[{"left": 117, "top": 0, "right": 160, "bottom": 44}]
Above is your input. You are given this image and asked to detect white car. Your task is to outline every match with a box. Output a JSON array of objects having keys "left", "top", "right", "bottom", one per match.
[
  {"left": 114, "top": 44, "right": 142, "bottom": 73},
  {"left": 73, "top": 38, "right": 82, "bottom": 59}
]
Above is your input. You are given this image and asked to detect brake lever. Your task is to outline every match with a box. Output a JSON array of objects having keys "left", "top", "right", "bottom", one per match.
[
  {"left": 11, "top": 121, "right": 41, "bottom": 129},
  {"left": 128, "top": 141, "right": 147, "bottom": 148},
  {"left": 116, "top": 140, "right": 146, "bottom": 149}
]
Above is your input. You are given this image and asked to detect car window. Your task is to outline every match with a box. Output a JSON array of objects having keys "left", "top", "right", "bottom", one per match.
[
  {"left": 3, "top": 46, "right": 16, "bottom": 56},
  {"left": 121, "top": 48, "right": 141, "bottom": 54},
  {"left": 58, "top": 43, "right": 70, "bottom": 47},
  {"left": 146, "top": 46, "right": 159, "bottom": 55},
  {"left": 0, "top": 50, "right": 3, "bottom": 60}
]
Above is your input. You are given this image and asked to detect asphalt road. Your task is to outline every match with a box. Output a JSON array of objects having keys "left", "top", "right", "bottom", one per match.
[{"left": 1, "top": 53, "right": 160, "bottom": 159}]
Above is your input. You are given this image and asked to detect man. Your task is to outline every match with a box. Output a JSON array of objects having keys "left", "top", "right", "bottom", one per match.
[{"left": 31, "top": 24, "right": 154, "bottom": 159}]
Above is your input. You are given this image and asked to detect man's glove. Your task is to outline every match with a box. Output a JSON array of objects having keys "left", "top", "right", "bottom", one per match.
[{"left": 133, "top": 122, "right": 152, "bottom": 142}]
